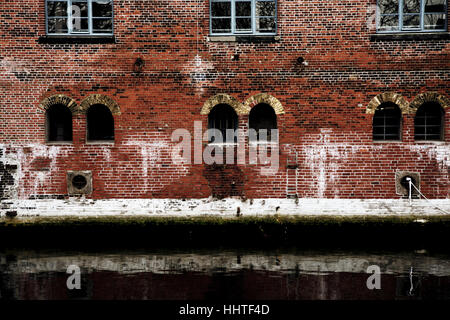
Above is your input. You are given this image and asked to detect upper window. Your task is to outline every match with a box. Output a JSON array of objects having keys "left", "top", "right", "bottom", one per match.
[
  {"left": 373, "top": 102, "right": 402, "bottom": 141},
  {"left": 377, "top": 0, "right": 447, "bottom": 32},
  {"left": 46, "top": 0, "right": 113, "bottom": 35},
  {"left": 87, "top": 104, "right": 115, "bottom": 141},
  {"left": 414, "top": 102, "right": 444, "bottom": 141},
  {"left": 210, "top": 0, "right": 277, "bottom": 35},
  {"left": 46, "top": 104, "right": 73, "bottom": 142}
]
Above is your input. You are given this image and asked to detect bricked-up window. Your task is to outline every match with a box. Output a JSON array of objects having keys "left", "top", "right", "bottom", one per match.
[
  {"left": 249, "top": 103, "right": 277, "bottom": 142},
  {"left": 414, "top": 102, "right": 444, "bottom": 140},
  {"left": 46, "top": 0, "right": 113, "bottom": 35},
  {"left": 208, "top": 104, "right": 238, "bottom": 143},
  {"left": 373, "top": 102, "right": 402, "bottom": 141},
  {"left": 46, "top": 104, "right": 73, "bottom": 142},
  {"left": 87, "top": 104, "right": 114, "bottom": 141},
  {"left": 210, "top": 0, "right": 277, "bottom": 35},
  {"left": 377, "top": 0, "right": 447, "bottom": 32}
]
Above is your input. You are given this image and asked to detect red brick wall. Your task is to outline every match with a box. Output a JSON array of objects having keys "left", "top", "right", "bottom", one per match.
[{"left": 0, "top": 0, "right": 449, "bottom": 200}]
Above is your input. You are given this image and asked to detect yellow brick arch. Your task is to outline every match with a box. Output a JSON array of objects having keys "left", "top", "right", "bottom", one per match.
[
  {"left": 243, "top": 93, "right": 285, "bottom": 115},
  {"left": 201, "top": 93, "right": 249, "bottom": 116},
  {"left": 39, "top": 94, "right": 79, "bottom": 114},
  {"left": 366, "top": 92, "right": 410, "bottom": 115},
  {"left": 409, "top": 92, "right": 450, "bottom": 113},
  {"left": 80, "top": 94, "right": 121, "bottom": 115}
]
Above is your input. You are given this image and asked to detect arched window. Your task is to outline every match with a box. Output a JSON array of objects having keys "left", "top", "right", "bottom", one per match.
[
  {"left": 249, "top": 103, "right": 277, "bottom": 142},
  {"left": 46, "top": 104, "right": 73, "bottom": 142},
  {"left": 414, "top": 102, "right": 444, "bottom": 141},
  {"left": 87, "top": 104, "right": 114, "bottom": 141},
  {"left": 208, "top": 104, "right": 238, "bottom": 143},
  {"left": 373, "top": 102, "right": 402, "bottom": 141}
]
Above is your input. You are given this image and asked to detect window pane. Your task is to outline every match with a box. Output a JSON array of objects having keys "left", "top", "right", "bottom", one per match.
[
  {"left": 379, "top": 15, "right": 399, "bottom": 30},
  {"left": 256, "top": 1, "right": 276, "bottom": 17},
  {"left": 425, "top": 0, "right": 446, "bottom": 12},
  {"left": 87, "top": 104, "right": 114, "bottom": 141},
  {"left": 403, "top": 0, "right": 421, "bottom": 13},
  {"left": 47, "top": 1, "right": 67, "bottom": 17},
  {"left": 93, "top": 0, "right": 113, "bottom": 17},
  {"left": 236, "top": 1, "right": 251, "bottom": 16},
  {"left": 72, "top": 1, "right": 88, "bottom": 18},
  {"left": 48, "top": 18, "right": 68, "bottom": 33},
  {"left": 414, "top": 103, "right": 443, "bottom": 140},
  {"left": 236, "top": 17, "right": 251, "bottom": 31},
  {"left": 424, "top": 14, "right": 446, "bottom": 29},
  {"left": 72, "top": 18, "right": 89, "bottom": 32},
  {"left": 402, "top": 14, "right": 420, "bottom": 28},
  {"left": 211, "top": 2, "right": 231, "bottom": 17},
  {"left": 378, "top": 0, "right": 399, "bottom": 14},
  {"left": 208, "top": 104, "right": 238, "bottom": 143},
  {"left": 257, "top": 17, "right": 275, "bottom": 32},
  {"left": 93, "top": 18, "right": 113, "bottom": 33},
  {"left": 212, "top": 18, "right": 231, "bottom": 33}
]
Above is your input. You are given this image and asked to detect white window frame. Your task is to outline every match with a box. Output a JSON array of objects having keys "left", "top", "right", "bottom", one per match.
[
  {"left": 376, "top": 0, "right": 448, "bottom": 33},
  {"left": 210, "top": 0, "right": 277, "bottom": 36},
  {"left": 45, "top": 0, "right": 114, "bottom": 36}
]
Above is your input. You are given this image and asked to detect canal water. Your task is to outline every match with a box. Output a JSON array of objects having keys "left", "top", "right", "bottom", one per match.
[{"left": 1, "top": 248, "right": 449, "bottom": 300}]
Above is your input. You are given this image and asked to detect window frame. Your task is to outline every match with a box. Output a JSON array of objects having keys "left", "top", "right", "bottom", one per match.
[
  {"left": 414, "top": 102, "right": 445, "bottom": 141},
  {"left": 45, "top": 0, "right": 114, "bottom": 36},
  {"left": 372, "top": 103, "right": 403, "bottom": 142},
  {"left": 248, "top": 103, "right": 278, "bottom": 143},
  {"left": 209, "top": 0, "right": 277, "bottom": 36},
  {"left": 45, "top": 104, "right": 74, "bottom": 144},
  {"left": 86, "top": 104, "right": 115, "bottom": 142},
  {"left": 208, "top": 104, "right": 239, "bottom": 144},
  {"left": 376, "top": 0, "right": 448, "bottom": 33}
]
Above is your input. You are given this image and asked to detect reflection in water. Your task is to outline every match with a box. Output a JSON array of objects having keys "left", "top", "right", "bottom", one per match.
[{"left": 0, "top": 249, "right": 449, "bottom": 300}]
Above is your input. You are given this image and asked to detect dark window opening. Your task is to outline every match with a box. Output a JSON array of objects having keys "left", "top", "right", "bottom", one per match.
[
  {"left": 46, "top": 104, "right": 73, "bottom": 142},
  {"left": 208, "top": 104, "right": 238, "bottom": 143},
  {"left": 414, "top": 102, "right": 444, "bottom": 141},
  {"left": 373, "top": 102, "right": 402, "bottom": 141},
  {"left": 249, "top": 103, "right": 277, "bottom": 142},
  {"left": 87, "top": 104, "right": 114, "bottom": 141}
]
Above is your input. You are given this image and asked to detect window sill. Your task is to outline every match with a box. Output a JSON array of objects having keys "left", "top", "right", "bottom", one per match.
[
  {"left": 86, "top": 141, "right": 115, "bottom": 145},
  {"left": 206, "top": 142, "right": 238, "bottom": 146},
  {"left": 414, "top": 140, "right": 446, "bottom": 145},
  {"left": 249, "top": 141, "right": 279, "bottom": 145},
  {"left": 370, "top": 32, "right": 450, "bottom": 41},
  {"left": 46, "top": 142, "right": 74, "bottom": 146},
  {"left": 38, "top": 35, "right": 116, "bottom": 44},
  {"left": 372, "top": 140, "right": 403, "bottom": 143},
  {"left": 207, "top": 35, "right": 280, "bottom": 43}
]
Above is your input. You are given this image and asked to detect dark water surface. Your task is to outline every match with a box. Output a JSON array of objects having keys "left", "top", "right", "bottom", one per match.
[{"left": 1, "top": 248, "right": 449, "bottom": 300}]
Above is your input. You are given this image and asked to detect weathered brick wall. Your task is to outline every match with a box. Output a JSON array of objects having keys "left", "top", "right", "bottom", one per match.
[{"left": 0, "top": 0, "right": 449, "bottom": 200}]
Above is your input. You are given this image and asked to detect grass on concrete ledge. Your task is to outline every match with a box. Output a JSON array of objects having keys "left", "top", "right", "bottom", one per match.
[{"left": 1, "top": 214, "right": 450, "bottom": 226}]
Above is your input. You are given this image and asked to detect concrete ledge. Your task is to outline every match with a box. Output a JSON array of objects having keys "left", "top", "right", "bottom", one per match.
[
  {"left": 207, "top": 35, "right": 281, "bottom": 43},
  {"left": 1, "top": 198, "right": 448, "bottom": 217},
  {"left": 370, "top": 32, "right": 450, "bottom": 41},
  {"left": 38, "top": 35, "right": 116, "bottom": 44}
]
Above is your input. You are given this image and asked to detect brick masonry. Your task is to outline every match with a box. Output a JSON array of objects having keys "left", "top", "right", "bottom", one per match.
[{"left": 0, "top": 1, "right": 449, "bottom": 213}]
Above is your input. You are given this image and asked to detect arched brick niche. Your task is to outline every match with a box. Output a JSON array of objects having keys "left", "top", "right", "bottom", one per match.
[
  {"left": 80, "top": 94, "right": 121, "bottom": 115},
  {"left": 366, "top": 92, "right": 410, "bottom": 115},
  {"left": 409, "top": 92, "right": 450, "bottom": 113},
  {"left": 243, "top": 93, "right": 285, "bottom": 115},
  {"left": 39, "top": 94, "right": 78, "bottom": 114},
  {"left": 201, "top": 94, "right": 249, "bottom": 115}
]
